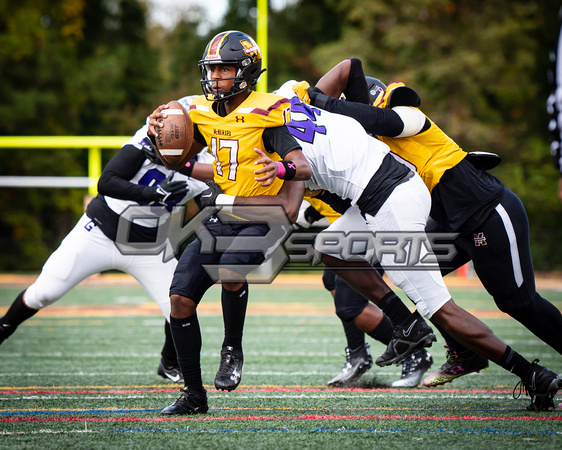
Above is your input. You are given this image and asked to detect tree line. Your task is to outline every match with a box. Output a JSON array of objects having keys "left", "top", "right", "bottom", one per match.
[{"left": 1, "top": 0, "right": 561, "bottom": 271}]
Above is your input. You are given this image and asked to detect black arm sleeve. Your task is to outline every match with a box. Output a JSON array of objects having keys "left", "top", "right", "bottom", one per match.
[
  {"left": 344, "top": 57, "right": 371, "bottom": 104},
  {"left": 309, "top": 57, "right": 426, "bottom": 137},
  {"left": 262, "top": 125, "right": 301, "bottom": 158},
  {"left": 313, "top": 95, "right": 405, "bottom": 137},
  {"left": 97, "top": 145, "right": 159, "bottom": 202}
]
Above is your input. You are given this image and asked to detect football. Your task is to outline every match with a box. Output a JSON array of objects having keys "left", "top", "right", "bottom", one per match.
[{"left": 155, "top": 100, "right": 194, "bottom": 167}]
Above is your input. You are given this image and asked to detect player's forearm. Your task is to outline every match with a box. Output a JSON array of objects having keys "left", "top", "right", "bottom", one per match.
[
  {"left": 315, "top": 59, "right": 351, "bottom": 98},
  {"left": 218, "top": 180, "right": 305, "bottom": 223}
]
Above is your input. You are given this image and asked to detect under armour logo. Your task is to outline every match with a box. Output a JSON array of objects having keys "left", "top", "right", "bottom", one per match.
[
  {"left": 235, "top": 115, "right": 245, "bottom": 123},
  {"left": 473, "top": 232, "right": 487, "bottom": 246}
]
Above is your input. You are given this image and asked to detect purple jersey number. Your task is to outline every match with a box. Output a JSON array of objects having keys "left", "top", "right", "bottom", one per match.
[{"left": 287, "top": 97, "right": 326, "bottom": 144}]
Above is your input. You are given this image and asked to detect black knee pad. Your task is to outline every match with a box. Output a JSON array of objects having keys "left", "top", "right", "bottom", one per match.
[
  {"left": 334, "top": 276, "right": 369, "bottom": 321},
  {"left": 322, "top": 268, "right": 336, "bottom": 292}
]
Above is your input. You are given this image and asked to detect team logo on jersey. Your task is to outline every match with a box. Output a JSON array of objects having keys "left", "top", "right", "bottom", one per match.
[
  {"left": 235, "top": 115, "right": 245, "bottom": 123},
  {"left": 473, "top": 232, "right": 487, "bottom": 246}
]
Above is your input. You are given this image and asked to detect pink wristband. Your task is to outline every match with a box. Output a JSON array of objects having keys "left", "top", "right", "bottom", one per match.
[{"left": 276, "top": 161, "right": 286, "bottom": 178}]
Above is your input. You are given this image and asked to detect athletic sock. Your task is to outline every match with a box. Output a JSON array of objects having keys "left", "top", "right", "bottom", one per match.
[
  {"left": 341, "top": 319, "right": 365, "bottom": 350},
  {"left": 365, "top": 314, "right": 394, "bottom": 345},
  {"left": 497, "top": 345, "right": 531, "bottom": 379},
  {"left": 160, "top": 320, "right": 177, "bottom": 364},
  {"left": 169, "top": 314, "right": 204, "bottom": 393},
  {"left": 378, "top": 291, "right": 412, "bottom": 326},
  {"left": 0, "top": 290, "right": 38, "bottom": 341},
  {"left": 433, "top": 323, "right": 471, "bottom": 354},
  {"left": 220, "top": 282, "right": 248, "bottom": 350}
]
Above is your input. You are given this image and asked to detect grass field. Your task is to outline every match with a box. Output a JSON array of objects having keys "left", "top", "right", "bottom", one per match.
[{"left": 0, "top": 272, "right": 561, "bottom": 449}]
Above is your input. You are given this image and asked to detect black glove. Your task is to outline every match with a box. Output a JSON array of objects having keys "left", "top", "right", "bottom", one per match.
[
  {"left": 304, "top": 205, "right": 325, "bottom": 224},
  {"left": 155, "top": 175, "right": 188, "bottom": 204},
  {"left": 199, "top": 180, "right": 223, "bottom": 208}
]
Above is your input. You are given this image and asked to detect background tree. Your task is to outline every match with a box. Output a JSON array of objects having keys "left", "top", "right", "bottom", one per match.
[
  {"left": 0, "top": 0, "right": 161, "bottom": 269},
  {"left": 1, "top": 0, "right": 561, "bottom": 271},
  {"left": 302, "top": 0, "right": 562, "bottom": 270}
]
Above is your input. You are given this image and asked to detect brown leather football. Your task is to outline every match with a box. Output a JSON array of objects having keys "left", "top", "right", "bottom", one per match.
[{"left": 155, "top": 100, "right": 194, "bottom": 166}]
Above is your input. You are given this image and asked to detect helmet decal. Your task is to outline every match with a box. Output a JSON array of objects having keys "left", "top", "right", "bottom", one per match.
[
  {"left": 204, "top": 31, "right": 230, "bottom": 61},
  {"left": 240, "top": 38, "right": 261, "bottom": 62},
  {"left": 365, "top": 76, "right": 387, "bottom": 106}
]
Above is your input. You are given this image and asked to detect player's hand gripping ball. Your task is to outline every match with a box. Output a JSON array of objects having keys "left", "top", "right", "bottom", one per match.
[{"left": 155, "top": 101, "right": 194, "bottom": 166}]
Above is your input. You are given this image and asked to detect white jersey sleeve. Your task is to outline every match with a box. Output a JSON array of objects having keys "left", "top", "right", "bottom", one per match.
[{"left": 281, "top": 87, "right": 390, "bottom": 205}]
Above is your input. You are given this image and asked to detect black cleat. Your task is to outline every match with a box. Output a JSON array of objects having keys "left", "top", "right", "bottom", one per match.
[
  {"left": 392, "top": 349, "right": 433, "bottom": 388},
  {"left": 214, "top": 346, "right": 244, "bottom": 391},
  {"left": 157, "top": 359, "right": 184, "bottom": 384},
  {"left": 514, "top": 359, "right": 562, "bottom": 411},
  {"left": 376, "top": 313, "right": 436, "bottom": 367},
  {"left": 327, "top": 343, "right": 373, "bottom": 387},
  {"left": 161, "top": 388, "right": 208, "bottom": 415}
]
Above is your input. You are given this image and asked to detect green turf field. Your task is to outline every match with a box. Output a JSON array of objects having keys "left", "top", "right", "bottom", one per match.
[{"left": 0, "top": 274, "right": 561, "bottom": 449}]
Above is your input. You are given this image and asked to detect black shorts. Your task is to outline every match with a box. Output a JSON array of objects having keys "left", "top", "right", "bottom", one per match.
[{"left": 170, "top": 217, "right": 269, "bottom": 303}]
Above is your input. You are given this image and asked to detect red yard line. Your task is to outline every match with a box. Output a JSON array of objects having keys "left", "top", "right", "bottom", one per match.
[
  {"left": 0, "top": 387, "right": 516, "bottom": 395},
  {"left": 2, "top": 413, "right": 561, "bottom": 424}
]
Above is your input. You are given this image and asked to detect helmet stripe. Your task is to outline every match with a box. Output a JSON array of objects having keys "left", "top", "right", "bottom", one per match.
[{"left": 205, "top": 31, "right": 230, "bottom": 60}]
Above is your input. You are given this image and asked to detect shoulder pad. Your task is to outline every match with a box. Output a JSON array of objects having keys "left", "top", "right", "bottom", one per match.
[
  {"left": 388, "top": 86, "right": 421, "bottom": 108},
  {"left": 465, "top": 151, "right": 502, "bottom": 171}
]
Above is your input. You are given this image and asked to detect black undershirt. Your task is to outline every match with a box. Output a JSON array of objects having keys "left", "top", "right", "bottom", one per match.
[{"left": 86, "top": 146, "right": 164, "bottom": 242}]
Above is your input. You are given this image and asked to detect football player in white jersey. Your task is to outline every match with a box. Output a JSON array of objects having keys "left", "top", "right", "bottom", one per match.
[
  {"left": 211, "top": 84, "right": 562, "bottom": 411},
  {"left": 0, "top": 96, "right": 213, "bottom": 383}
]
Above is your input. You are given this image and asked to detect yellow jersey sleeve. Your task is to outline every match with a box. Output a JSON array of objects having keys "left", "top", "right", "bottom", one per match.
[{"left": 379, "top": 115, "right": 466, "bottom": 193}]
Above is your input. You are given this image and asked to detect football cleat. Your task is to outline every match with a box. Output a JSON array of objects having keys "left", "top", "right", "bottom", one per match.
[
  {"left": 292, "top": 81, "right": 312, "bottom": 104},
  {"left": 157, "top": 359, "right": 184, "bottom": 384},
  {"left": 375, "top": 313, "right": 436, "bottom": 367},
  {"left": 423, "top": 346, "right": 489, "bottom": 387},
  {"left": 392, "top": 349, "right": 433, "bottom": 388},
  {"left": 214, "top": 346, "right": 244, "bottom": 391},
  {"left": 514, "top": 359, "right": 562, "bottom": 411},
  {"left": 161, "top": 387, "right": 208, "bottom": 415},
  {"left": 327, "top": 343, "right": 373, "bottom": 387}
]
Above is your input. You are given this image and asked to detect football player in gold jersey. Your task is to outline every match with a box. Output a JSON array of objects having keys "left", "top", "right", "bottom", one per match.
[
  {"left": 147, "top": 31, "right": 310, "bottom": 415},
  {"left": 295, "top": 58, "right": 562, "bottom": 406}
]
